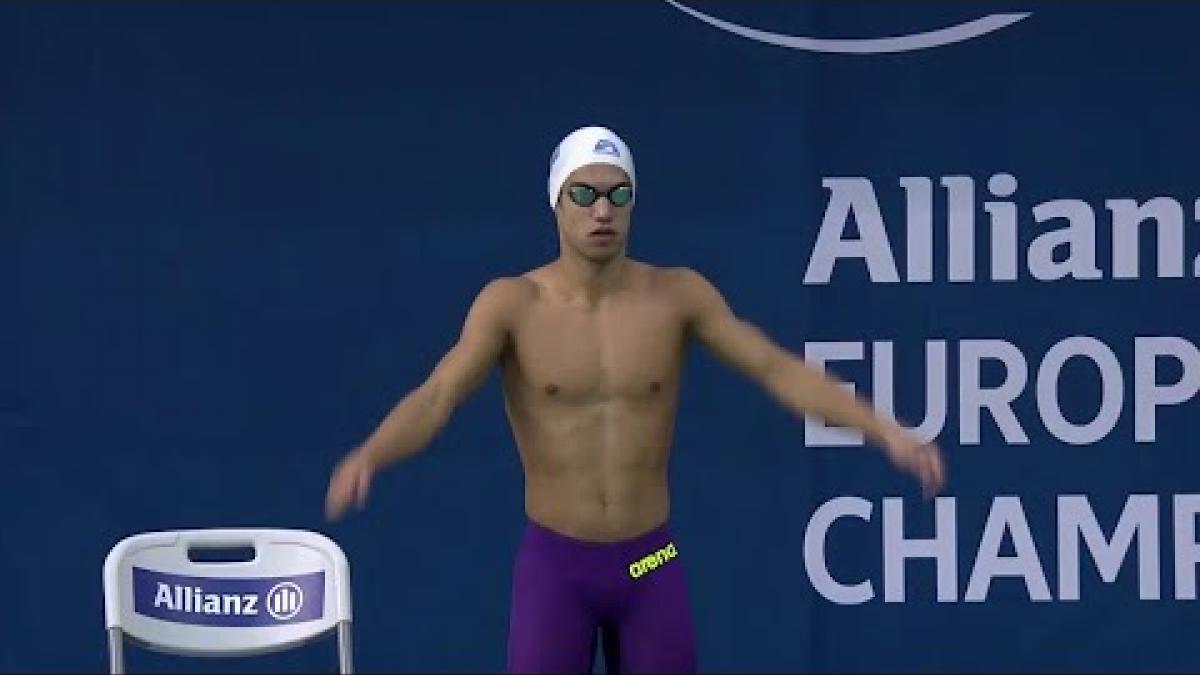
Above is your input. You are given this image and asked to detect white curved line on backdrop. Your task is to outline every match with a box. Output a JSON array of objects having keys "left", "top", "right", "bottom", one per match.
[{"left": 664, "top": 1, "right": 1031, "bottom": 54}]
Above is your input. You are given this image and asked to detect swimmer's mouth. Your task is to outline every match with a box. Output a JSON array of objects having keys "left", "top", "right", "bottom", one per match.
[{"left": 588, "top": 227, "right": 617, "bottom": 238}]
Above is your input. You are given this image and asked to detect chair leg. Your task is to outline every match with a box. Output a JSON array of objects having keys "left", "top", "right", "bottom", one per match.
[{"left": 107, "top": 628, "right": 124, "bottom": 674}]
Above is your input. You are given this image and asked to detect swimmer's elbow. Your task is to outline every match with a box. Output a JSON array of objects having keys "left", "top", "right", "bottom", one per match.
[
  {"left": 419, "top": 346, "right": 496, "bottom": 424},
  {"left": 740, "top": 325, "right": 788, "bottom": 385},
  {"left": 414, "top": 379, "right": 458, "bottom": 430},
  {"left": 756, "top": 347, "right": 791, "bottom": 392},
  {"left": 759, "top": 349, "right": 822, "bottom": 405}
]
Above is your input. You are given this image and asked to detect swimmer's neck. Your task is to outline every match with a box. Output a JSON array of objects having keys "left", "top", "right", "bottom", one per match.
[{"left": 551, "top": 251, "right": 631, "bottom": 304}]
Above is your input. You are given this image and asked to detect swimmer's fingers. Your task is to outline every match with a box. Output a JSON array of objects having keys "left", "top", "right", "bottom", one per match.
[
  {"left": 326, "top": 472, "right": 350, "bottom": 521},
  {"left": 324, "top": 469, "right": 348, "bottom": 522},
  {"left": 356, "top": 462, "right": 373, "bottom": 509},
  {"left": 883, "top": 430, "right": 946, "bottom": 500},
  {"left": 931, "top": 445, "right": 947, "bottom": 494},
  {"left": 919, "top": 443, "right": 946, "bottom": 500},
  {"left": 325, "top": 452, "right": 370, "bottom": 521}
]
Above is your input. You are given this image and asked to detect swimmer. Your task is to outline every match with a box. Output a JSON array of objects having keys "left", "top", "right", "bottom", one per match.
[{"left": 325, "top": 125, "right": 946, "bottom": 673}]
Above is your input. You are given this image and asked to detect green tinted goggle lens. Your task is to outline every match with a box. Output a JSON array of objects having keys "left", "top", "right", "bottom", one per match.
[{"left": 567, "top": 184, "right": 634, "bottom": 207}]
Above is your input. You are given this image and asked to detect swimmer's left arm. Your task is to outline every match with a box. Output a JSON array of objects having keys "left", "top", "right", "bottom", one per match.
[{"left": 675, "top": 268, "right": 945, "bottom": 496}]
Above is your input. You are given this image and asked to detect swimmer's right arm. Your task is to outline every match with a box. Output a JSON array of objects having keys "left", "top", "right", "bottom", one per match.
[{"left": 324, "top": 278, "right": 523, "bottom": 521}]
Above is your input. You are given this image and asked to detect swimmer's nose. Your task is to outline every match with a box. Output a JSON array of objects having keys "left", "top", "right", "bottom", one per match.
[{"left": 592, "top": 198, "right": 614, "bottom": 222}]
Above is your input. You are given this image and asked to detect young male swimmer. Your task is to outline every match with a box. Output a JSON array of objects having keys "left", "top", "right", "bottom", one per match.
[{"left": 325, "top": 126, "right": 946, "bottom": 673}]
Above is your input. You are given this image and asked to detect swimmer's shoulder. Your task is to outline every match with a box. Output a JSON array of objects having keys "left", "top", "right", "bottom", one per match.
[
  {"left": 476, "top": 273, "right": 538, "bottom": 314},
  {"left": 516, "top": 265, "right": 556, "bottom": 300},
  {"left": 638, "top": 263, "right": 729, "bottom": 329},
  {"left": 640, "top": 261, "right": 716, "bottom": 300}
]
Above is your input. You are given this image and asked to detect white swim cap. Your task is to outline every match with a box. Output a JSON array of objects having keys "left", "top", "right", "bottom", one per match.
[{"left": 547, "top": 126, "right": 636, "bottom": 209}]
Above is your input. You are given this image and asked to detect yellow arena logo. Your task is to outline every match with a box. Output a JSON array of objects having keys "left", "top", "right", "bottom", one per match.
[{"left": 628, "top": 543, "right": 679, "bottom": 579}]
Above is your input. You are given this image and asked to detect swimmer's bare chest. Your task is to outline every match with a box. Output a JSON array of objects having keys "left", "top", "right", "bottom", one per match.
[{"left": 499, "top": 281, "right": 689, "bottom": 476}]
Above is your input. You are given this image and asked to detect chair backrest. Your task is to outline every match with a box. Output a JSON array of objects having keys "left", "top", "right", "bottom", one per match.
[{"left": 103, "top": 528, "right": 352, "bottom": 667}]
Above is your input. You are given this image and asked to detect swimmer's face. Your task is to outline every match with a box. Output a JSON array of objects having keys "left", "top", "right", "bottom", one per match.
[{"left": 554, "top": 163, "right": 633, "bottom": 264}]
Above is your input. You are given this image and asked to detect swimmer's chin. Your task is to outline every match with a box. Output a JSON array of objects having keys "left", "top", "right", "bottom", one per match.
[{"left": 581, "top": 251, "right": 624, "bottom": 265}]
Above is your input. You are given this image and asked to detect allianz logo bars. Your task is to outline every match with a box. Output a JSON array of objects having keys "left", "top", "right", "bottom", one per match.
[{"left": 133, "top": 567, "right": 324, "bottom": 627}]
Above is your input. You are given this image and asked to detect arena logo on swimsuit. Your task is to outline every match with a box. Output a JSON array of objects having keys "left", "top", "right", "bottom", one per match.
[
  {"left": 629, "top": 542, "right": 679, "bottom": 579},
  {"left": 131, "top": 567, "right": 324, "bottom": 626}
]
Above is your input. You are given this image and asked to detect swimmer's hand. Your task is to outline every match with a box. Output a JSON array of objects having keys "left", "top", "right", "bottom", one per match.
[
  {"left": 325, "top": 448, "right": 377, "bottom": 521},
  {"left": 881, "top": 430, "right": 947, "bottom": 499}
]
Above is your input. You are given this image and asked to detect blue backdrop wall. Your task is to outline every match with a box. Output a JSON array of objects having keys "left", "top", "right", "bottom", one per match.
[{"left": 4, "top": 2, "right": 1199, "bottom": 672}]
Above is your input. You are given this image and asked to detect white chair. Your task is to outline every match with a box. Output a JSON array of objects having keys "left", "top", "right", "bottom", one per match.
[{"left": 103, "top": 528, "right": 354, "bottom": 673}]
